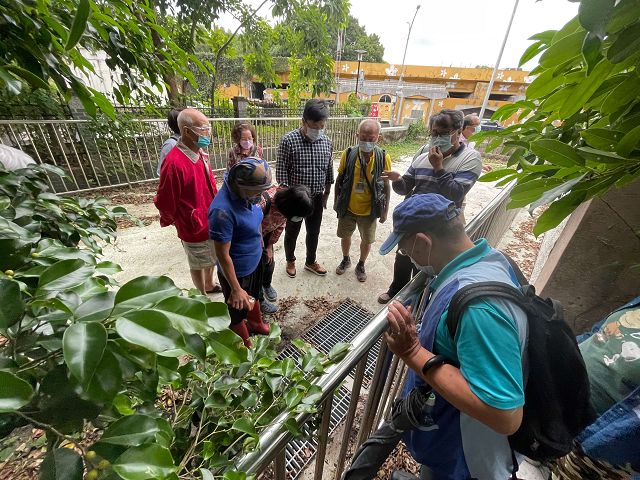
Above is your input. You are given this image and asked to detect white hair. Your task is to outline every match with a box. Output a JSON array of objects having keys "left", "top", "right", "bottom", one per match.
[
  {"left": 177, "top": 109, "right": 197, "bottom": 131},
  {"left": 358, "top": 118, "right": 382, "bottom": 134}
]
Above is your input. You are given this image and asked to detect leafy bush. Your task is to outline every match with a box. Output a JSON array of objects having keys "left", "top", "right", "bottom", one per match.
[
  {"left": 406, "top": 120, "right": 427, "bottom": 141},
  {"left": 0, "top": 165, "right": 348, "bottom": 479},
  {"left": 476, "top": 2, "right": 640, "bottom": 236}
]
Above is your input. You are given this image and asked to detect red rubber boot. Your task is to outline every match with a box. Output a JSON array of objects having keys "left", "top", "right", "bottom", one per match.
[
  {"left": 229, "top": 321, "right": 252, "bottom": 348},
  {"left": 246, "top": 301, "right": 270, "bottom": 335}
]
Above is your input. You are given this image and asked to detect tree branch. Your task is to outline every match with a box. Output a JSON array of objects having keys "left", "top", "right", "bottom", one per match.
[{"left": 210, "top": 0, "right": 271, "bottom": 105}]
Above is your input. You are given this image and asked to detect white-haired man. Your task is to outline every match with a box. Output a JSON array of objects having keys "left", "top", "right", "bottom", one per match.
[
  {"left": 154, "top": 108, "right": 220, "bottom": 295},
  {"left": 334, "top": 119, "right": 391, "bottom": 282}
]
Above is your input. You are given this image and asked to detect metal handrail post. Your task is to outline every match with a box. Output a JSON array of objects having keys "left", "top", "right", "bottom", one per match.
[
  {"left": 334, "top": 357, "right": 368, "bottom": 480},
  {"left": 313, "top": 391, "right": 335, "bottom": 479},
  {"left": 355, "top": 341, "right": 392, "bottom": 449}
]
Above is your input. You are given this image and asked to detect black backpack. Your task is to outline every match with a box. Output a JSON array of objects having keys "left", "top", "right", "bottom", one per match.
[{"left": 445, "top": 257, "right": 596, "bottom": 463}]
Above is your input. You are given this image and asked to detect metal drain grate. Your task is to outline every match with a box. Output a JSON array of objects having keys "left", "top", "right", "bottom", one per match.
[{"left": 302, "top": 300, "right": 379, "bottom": 386}]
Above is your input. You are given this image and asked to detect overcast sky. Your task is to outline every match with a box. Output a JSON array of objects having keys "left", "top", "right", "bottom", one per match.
[{"left": 218, "top": 0, "right": 579, "bottom": 71}]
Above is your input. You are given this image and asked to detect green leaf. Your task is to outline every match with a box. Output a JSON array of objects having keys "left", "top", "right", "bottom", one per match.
[
  {"left": 615, "top": 124, "right": 640, "bottom": 157},
  {"left": 113, "top": 394, "right": 135, "bottom": 415},
  {"left": 519, "top": 40, "right": 545, "bottom": 67},
  {"left": 539, "top": 30, "right": 586, "bottom": 69},
  {"left": 528, "top": 174, "right": 587, "bottom": 213},
  {"left": 208, "top": 329, "right": 248, "bottom": 365},
  {"left": 115, "top": 311, "right": 185, "bottom": 355},
  {"left": 328, "top": 342, "right": 350, "bottom": 362},
  {"left": 101, "top": 414, "right": 163, "bottom": 446},
  {"left": 37, "top": 259, "right": 94, "bottom": 293},
  {"left": 0, "top": 279, "right": 24, "bottom": 328},
  {"left": 601, "top": 75, "right": 640, "bottom": 114},
  {"left": 479, "top": 168, "right": 518, "bottom": 182},
  {"left": 525, "top": 69, "right": 571, "bottom": 101},
  {"left": 40, "top": 448, "right": 83, "bottom": 480},
  {"left": 285, "top": 389, "right": 304, "bottom": 409},
  {"left": 84, "top": 349, "right": 121, "bottom": 403},
  {"left": 0, "top": 67, "right": 21, "bottom": 95},
  {"left": 578, "top": 146, "right": 630, "bottom": 163},
  {"left": 232, "top": 417, "right": 257, "bottom": 436},
  {"left": 65, "top": 0, "right": 91, "bottom": 51},
  {"left": 113, "top": 444, "right": 176, "bottom": 480},
  {"left": 581, "top": 128, "right": 625, "bottom": 150},
  {"left": 205, "top": 301, "right": 231, "bottom": 331},
  {"left": 200, "top": 469, "right": 215, "bottom": 480},
  {"left": 96, "top": 261, "right": 122, "bottom": 275},
  {"left": 63, "top": 322, "right": 107, "bottom": 387},
  {"left": 88, "top": 88, "right": 116, "bottom": 120},
  {"left": 74, "top": 291, "right": 115, "bottom": 322},
  {"left": 581, "top": 33, "right": 602, "bottom": 74},
  {"left": 607, "top": 0, "right": 640, "bottom": 33},
  {"left": 0, "top": 371, "right": 33, "bottom": 412},
  {"left": 607, "top": 22, "right": 640, "bottom": 63},
  {"left": 3, "top": 65, "right": 49, "bottom": 90},
  {"left": 154, "top": 297, "right": 210, "bottom": 335},
  {"left": 531, "top": 139, "right": 585, "bottom": 167},
  {"left": 559, "top": 59, "right": 615, "bottom": 118},
  {"left": 533, "top": 191, "right": 587, "bottom": 236},
  {"left": 578, "top": 0, "right": 615, "bottom": 39},
  {"left": 113, "top": 276, "right": 181, "bottom": 315}
]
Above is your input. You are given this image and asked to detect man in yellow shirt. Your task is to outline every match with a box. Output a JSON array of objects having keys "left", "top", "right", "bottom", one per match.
[{"left": 334, "top": 119, "right": 391, "bottom": 282}]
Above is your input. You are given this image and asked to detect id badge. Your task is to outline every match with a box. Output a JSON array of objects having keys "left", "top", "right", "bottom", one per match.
[{"left": 354, "top": 181, "right": 365, "bottom": 193}]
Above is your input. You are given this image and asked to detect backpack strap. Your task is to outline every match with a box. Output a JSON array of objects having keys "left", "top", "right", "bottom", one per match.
[
  {"left": 446, "top": 281, "right": 527, "bottom": 340},
  {"left": 499, "top": 251, "right": 529, "bottom": 287}
]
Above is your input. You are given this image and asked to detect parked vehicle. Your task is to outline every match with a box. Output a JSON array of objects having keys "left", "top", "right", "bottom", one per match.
[{"left": 480, "top": 119, "right": 503, "bottom": 131}]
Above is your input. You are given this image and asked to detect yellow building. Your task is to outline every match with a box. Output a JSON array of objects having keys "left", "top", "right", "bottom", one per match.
[{"left": 258, "top": 61, "right": 531, "bottom": 125}]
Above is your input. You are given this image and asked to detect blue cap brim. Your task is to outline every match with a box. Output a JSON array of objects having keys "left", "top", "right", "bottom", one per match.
[{"left": 379, "top": 232, "right": 404, "bottom": 256}]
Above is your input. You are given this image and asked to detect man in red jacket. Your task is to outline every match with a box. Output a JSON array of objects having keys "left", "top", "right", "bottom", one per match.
[{"left": 154, "top": 108, "right": 221, "bottom": 295}]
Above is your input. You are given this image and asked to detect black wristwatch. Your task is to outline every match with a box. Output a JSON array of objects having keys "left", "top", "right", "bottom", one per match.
[{"left": 421, "top": 354, "right": 449, "bottom": 375}]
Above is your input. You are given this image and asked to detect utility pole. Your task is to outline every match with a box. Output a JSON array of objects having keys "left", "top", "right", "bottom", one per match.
[
  {"left": 335, "top": 28, "right": 344, "bottom": 104},
  {"left": 354, "top": 49, "right": 366, "bottom": 97},
  {"left": 478, "top": 0, "right": 519, "bottom": 121},
  {"left": 394, "top": 4, "right": 421, "bottom": 125}
]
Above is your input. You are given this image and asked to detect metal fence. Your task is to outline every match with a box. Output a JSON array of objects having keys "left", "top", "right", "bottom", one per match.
[
  {"left": 233, "top": 182, "right": 520, "bottom": 479},
  {"left": 0, "top": 117, "right": 368, "bottom": 194}
]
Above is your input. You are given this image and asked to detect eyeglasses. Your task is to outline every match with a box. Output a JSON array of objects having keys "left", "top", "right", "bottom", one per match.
[{"left": 190, "top": 125, "right": 211, "bottom": 133}]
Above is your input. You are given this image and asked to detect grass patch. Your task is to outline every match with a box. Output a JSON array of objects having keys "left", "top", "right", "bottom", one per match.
[{"left": 381, "top": 140, "right": 425, "bottom": 162}]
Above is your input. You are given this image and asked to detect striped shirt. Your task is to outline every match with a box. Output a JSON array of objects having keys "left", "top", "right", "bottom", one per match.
[
  {"left": 392, "top": 144, "right": 482, "bottom": 207},
  {"left": 276, "top": 129, "right": 334, "bottom": 194}
]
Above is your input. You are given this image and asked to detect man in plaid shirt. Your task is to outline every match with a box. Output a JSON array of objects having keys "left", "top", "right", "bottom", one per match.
[{"left": 276, "top": 99, "right": 334, "bottom": 277}]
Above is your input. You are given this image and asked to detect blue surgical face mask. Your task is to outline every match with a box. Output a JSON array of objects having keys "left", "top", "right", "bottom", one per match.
[
  {"left": 249, "top": 195, "right": 262, "bottom": 205},
  {"left": 474, "top": 125, "right": 482, "bottom": 134},
  {"left": 305, "top": 127, "right": 324, "bottom": 142},
  {"left": 431, "top": 134, "right": 453, "bottom": 152},
  {"left": 196, "top": 135, "right": 211, "bottom": 148},
  {"left": 359, "top": 141, "right": 376, "bottom": 153}
]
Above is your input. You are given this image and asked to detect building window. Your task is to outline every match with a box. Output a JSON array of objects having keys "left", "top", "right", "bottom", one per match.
[{"left": 379, "top": 95, "right": 392, "bottom": 103}]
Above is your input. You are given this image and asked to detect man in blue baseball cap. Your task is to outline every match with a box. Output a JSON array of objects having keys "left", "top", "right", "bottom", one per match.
[{"left": 379, "top": 193, "right": 529, "bottom": 480}]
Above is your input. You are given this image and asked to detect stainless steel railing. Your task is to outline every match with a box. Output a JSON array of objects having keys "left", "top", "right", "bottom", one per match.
[
  {"left": 234, "top": 182, "right": 520, "bottom": 479},
  {"left": 0, "top": 117, "right": 367, "bottom": 194}
]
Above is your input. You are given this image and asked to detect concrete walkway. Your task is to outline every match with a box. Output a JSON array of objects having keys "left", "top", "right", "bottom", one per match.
[{"left": 103, "top": 155, "right": 503, "bottom": 314}]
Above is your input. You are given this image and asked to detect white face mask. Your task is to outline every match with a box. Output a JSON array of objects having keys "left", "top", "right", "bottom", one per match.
[
  {"left": 305, "top": 127, "right": 324, "bottom": 142},
  {"left": 474, "top": 125, "right": 481, "bottom": 134},
  {"left": 359, "top": 141, "right": 376, "bottom": 153},
  {"left": 410, "top": 257, "right": 436, "bottom": 277},
  {"left": 404, "top": 236, "right": 436, "bottom": 277}
]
